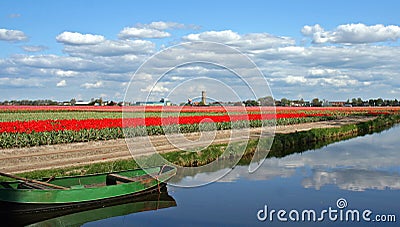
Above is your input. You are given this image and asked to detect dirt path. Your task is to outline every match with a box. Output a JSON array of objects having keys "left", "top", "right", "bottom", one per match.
[{"left": 0, "top": 116, "right": 375, "bottom": 174}]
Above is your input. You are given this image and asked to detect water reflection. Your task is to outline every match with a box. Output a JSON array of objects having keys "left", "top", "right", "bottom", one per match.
[
  {"left": 176, "top": 125, "right": 400, "bottom": 192},
  {"left": 230, "top": 125, "right": 400, "bottom": 191},
  {"left": 302, "top": 168, "right": 400, "bottom": 191}
]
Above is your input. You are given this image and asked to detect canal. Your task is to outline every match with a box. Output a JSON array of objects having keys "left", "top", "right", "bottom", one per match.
[{"left": 33, "top": 124, "right": 400, "bottom": 226}]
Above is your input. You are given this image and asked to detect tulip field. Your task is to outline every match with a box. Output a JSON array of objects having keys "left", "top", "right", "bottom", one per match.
[{"left": 0, "top": 105, "right": 399, "bottom": 148}]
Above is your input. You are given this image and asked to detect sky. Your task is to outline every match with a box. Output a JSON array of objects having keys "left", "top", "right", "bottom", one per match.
[{"left": 1, "top": 0, "right": 400, "bottom": 103}]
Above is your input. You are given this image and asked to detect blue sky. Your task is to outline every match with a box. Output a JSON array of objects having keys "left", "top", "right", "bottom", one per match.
[{"left": 1, "top": 0, "right": 400, "bottom": 102}]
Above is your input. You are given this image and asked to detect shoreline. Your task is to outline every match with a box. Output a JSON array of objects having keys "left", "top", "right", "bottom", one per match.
[{"left": 0, "top": 116, "right": 382, "bottom": 174}]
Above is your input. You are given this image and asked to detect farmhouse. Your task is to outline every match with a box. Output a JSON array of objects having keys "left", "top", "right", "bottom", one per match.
[
  {"left": 135, "top": 98, "right": 171, "bottom": 106},
  {"left": 75, "top": 101, "right": 91, "bottom": 106},
  {"left": 329, "top": 101, "right": 346, "bottom": 107}
]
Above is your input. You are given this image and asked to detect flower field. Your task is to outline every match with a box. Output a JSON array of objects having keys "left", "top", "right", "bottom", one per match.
[{"left": 0, "top": 106, "right": 399, "bottom": 148}]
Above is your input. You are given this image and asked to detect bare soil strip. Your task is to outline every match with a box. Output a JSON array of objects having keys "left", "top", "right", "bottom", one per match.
[{"left": 0, "top": 116, "right": 375, "bottom": 174}]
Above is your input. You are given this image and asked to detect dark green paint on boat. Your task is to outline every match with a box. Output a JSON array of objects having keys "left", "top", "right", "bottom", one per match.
[
  {"left": 0, "top": 165, "right": 176, "bottom": 207},
  {"left": 2, "top": 187, "right": 176, "bottom": 226}
]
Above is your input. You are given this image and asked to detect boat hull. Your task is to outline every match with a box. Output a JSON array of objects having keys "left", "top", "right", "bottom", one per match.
[
  {"left": 1, "top": 185, "right": 176, "bottom": 226},
  {"left": 0, "top": 182, "right": 165, "bottom": 213},
  {"left": 0, "top": 165, "right": 176, "bottom": 207}
]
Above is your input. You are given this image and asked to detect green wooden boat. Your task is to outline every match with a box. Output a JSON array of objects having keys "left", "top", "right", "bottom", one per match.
[
  {"left": 3, "top": 188, "right": 176, "bottom": 226},
  {"left": 0, "top": 165, "right": 176, "bottom": 213}
]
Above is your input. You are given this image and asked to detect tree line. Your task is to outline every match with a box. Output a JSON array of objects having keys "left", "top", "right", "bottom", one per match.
[
  {"left": 1, "top": 97, "right": 400, "bottom": 107},
  {"left": 347, "top": 98, "right": 399, "bottom": 107},
  {"left": 242, "top": 96, "right": 400, "bottom": 107},
  {"left": 0, "top": 98, "right": 120, "bottom": 106}
]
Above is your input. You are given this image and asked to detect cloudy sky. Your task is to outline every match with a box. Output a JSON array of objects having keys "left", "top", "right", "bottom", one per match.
[{"left": 1, "top": 0, "right": 400, "bottom": 103}]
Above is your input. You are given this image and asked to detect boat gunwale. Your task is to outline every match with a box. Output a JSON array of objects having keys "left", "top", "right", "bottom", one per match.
[{"left": 0, "top": 165, "right": 175, "bottom": 190}]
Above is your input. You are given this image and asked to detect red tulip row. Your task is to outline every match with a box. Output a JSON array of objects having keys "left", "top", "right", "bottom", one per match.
[{"left": 0, "top": 113, "right": 328, "bottom": 134}]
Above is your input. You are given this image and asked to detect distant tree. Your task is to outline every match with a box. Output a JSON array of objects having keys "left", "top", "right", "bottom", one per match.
[
  {"left": 70, "top": 98, "right": 76, "bottom": 106},
  {"left": 368, "top": 99, "right": 374, "bottom": 106},
  {"left": 258, "top": 96, "right": 275, "bottom": 106},
  {"left": 376, "top": 98, "right": 384, "bottom": 106},
  {"left": 312, "top": 98, "right": 322, "bottom": 107},
  {"left": 281, "top": 98, "right": 290, "bottom": 106},
  {"left": 351, "top": 98, "right": 357, "bottom": 106},
  {"left": 357, "top": 98, "right": 363, "bottom": 106},
  {"left": 384, "top": 99, "right": 389, "bottom": 106},
  {"left": 107, "top": 101, "right": 116, "bottom": 106},
  {"left": 243, "top": 100, "right": 259, "bottom": 106}
]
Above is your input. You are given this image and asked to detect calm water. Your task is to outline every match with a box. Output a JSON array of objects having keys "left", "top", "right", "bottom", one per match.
[{"left": 37, "top": 125, "right": 400, "bottom": 226}]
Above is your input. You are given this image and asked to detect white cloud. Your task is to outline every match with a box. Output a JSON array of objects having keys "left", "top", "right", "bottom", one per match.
[
  {"left": 147, "top": 21, "right": 185, "bottom": 30},
  {"left": 56, "top": 79, "right": 67, "bottom": 87},
  {"left": 281, "top": 75, "right": 307, "bottom": 84},
  {"left": 21, "top": 45, "right": 47, "bottom": 52},
  {"left": 335, "top": 24, "right": 400, "bottom": 43},
  {"left": 184, "top": 30, "right": 241, "bottom": 42},
  {"left": 170, "top": 76, "right": 185, "bottom": 81},
  {"left": 55, "top": 70, "right": 78, "bottom": 77},
  {"left": 301, "top": 24, "right": 324, "bottom": 36},
  {"left": 62, "top": 39, "right": 155, "bottom": 57},
  {"left": 136, "top": 21, "right": 200, "bottom": 31},
  {"left": 308, "top": 68, "right": 339, "bottom": 76},
  {"left": 302, "top": 23, "right": 400, "bottom": 44},
  {"left": 320, "top": 76, "right": 358, "bottom": 87},
  {"left": 277, "top": 46, "right": 305, "bottom": 54},
  {"left": 12, "top": 54, "right": 101, "bottom": 71},
  {"left": 183, "top": 30, "right": 294, "bottom": 50},
  {"left": 81, "top": 81, "right": 103, "bottom": 89},
  {"left": 0, "top": 77, "right": 42, "bottom": 87},
  {"left": 270, "top": 72, "right": 361, "bottom": 88},
  {"left": 140, "top": 83, "right": 169, "bottom": 93},
  {"left": 134, "top": 73, "right": 153, "bottom": 80},
  {"left": 0, "top": 28, "right": 28, "bottom": 42},
  {"left": 118, "top": 21, "right": 199, "bottom": 40},
  {"left": 56, "top": 31, "right": 105, "bottom": 45},
  {"left": 241, "top": 33, "right": 295, "bottom": 50},
  {"left": 118, "top": 27, "right": 170, "bottom": 39}
]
